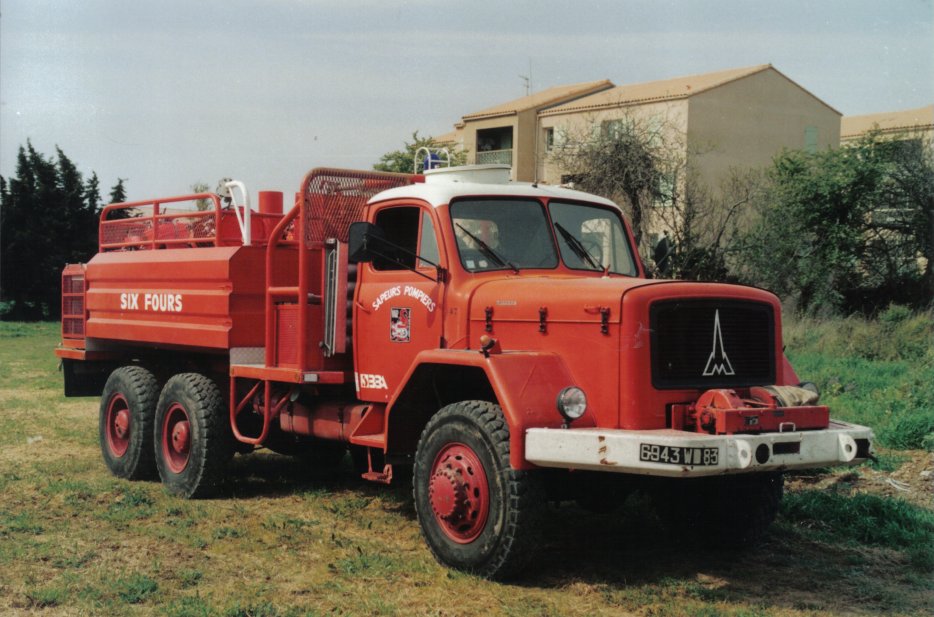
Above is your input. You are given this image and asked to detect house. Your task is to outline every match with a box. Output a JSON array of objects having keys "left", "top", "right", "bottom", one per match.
[
  {"left": 436, "top": 65, "right": 842, "bottom": 253},
  {"left": 841, "top": 104, "right": 933, "bottom": 280},
  {"left": 537, "top": 64, "right": 841, "bottom": 190},
  {"left": 443, "top": 80, "right": 614, "bottom": 181},
  {"left": 840, "top": 104, "right": 934, "bottom": 145}
]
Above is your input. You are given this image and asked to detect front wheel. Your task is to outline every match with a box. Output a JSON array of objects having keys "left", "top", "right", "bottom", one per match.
[
  {"left": 154, "top": 373, "right": 233, "bottom": 498},
  {"left": 413, "top": 401, "right": 544, "bottom": 580}
]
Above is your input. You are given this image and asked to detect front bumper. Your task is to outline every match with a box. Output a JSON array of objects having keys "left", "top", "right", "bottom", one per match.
[{"left": 525, "top": 420, "right": 873, "bottom": 477}]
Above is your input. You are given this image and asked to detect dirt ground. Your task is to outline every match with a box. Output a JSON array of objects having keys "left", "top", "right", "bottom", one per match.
[{"left": 786, "top": 450, "right": 934, "bottom": 509}]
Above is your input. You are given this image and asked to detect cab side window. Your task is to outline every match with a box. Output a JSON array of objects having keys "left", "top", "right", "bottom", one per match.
[
  {"left": 418, "top": 210, "right": 440, "bottom": 268},
  {"left": 372, "top": 207, "right": 420, "bottom": 271}
]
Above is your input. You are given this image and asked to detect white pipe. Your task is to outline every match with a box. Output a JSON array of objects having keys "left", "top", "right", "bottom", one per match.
[{"left": 225, "top": 180, "right": 251, "bottom": 246}]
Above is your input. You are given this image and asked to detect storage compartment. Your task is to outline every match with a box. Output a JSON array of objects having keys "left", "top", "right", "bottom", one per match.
[{"left": 274, "top": 302, "right": 325, "bottom": 369}]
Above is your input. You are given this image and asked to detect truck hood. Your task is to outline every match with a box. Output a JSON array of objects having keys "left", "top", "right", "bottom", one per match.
[
  {"left": 465, "top": 275, "right": 783, "bottom": 431},
  {"left": 467, "top": 275, "right": 657, "bottom": 337},
  {"left": 465, "top": 275, "right": 780, "bottom": 347}
]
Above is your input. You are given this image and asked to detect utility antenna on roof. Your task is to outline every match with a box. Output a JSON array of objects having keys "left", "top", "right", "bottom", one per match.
[{"left": 519, "top": 59, "right": 533, "bottom": 96}]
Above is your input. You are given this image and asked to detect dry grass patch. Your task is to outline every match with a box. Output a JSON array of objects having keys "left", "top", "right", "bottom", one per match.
[{"left": 0, "top": 322, "right": 932, "bottom": 616}]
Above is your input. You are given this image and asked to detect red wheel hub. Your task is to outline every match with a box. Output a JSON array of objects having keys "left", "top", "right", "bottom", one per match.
[
  {"left": 428, "top": 443, "right": 490, "bottom": 543},
  {"left": 162, "top": 403, "right": 191, "bottom": 473},
  {"left": 105, "top": 394, "right": 131, "bottom": 457}
]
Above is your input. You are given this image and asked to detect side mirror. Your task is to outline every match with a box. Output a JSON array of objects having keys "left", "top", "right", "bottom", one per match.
[{"left": 348, "top": 221, "right": 385, "bottom": 264}]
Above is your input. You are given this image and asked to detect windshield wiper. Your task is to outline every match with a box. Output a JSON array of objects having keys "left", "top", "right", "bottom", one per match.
[
  {"left": 554, "top": 222, "right": 601, "bottom": 270},
  {"left": 455, "top": 223, "right": 519, "bottom": 273}
]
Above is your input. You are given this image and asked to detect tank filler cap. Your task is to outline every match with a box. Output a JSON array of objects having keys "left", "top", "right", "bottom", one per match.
[{"left": 424, "top": 164, "right": 511, "bottom": 185}]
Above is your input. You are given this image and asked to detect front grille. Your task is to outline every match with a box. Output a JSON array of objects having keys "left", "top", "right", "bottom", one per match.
[{"left": 650, "top": 299, "right": 775, "bottom": 389}]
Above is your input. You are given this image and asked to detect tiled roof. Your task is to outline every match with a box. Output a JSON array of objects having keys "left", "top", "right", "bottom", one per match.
[
  {"left": 431, "top": 130, "right": 459, "bottom": 145},
  {"left": 540, "top": 64, "right": 796, "bottom": 116},
  {"left": 461, "top": 79, "right": 614, "bottom": 121},
  {"left": 841, "top": 104, "right": 934, "bottom": 138}
]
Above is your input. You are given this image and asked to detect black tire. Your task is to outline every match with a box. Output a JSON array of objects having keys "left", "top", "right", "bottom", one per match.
[
  {"left": 99, "top": 366, "right": 160, "bottom": 480},
  {"left": 154, "top": 373, "right": 233, "bottom": 498},
  {"left": 655, "top": 472, "right": 783, "bottom": 547},
  {"left": 413, "top": 401, "right": 544, "bottom": 580}
]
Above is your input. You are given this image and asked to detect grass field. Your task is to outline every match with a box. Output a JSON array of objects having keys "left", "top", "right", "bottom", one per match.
[{"left": 0, "top": 320, "right": 932, "bottom": 617}]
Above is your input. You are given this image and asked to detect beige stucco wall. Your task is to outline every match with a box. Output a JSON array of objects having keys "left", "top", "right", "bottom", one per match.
[
  {"left": 537, "top": 100, "right": 689, "bottom": 185},
  {"left": 536, "top": 69, "right": 840, "bottom": 194},
  {"left": 514, "top": 108, "right": 540, "bottom": 182},
  {"left": 685, "top": 69, "right": 841, "bottom": 192},
  {"left": 458, "top": 110, "right": 541, "bottom": 182}
]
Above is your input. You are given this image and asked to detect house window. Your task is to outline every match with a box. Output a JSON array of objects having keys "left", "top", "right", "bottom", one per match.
[
  {"left": 544, "top": 127, "right": 555, "bottom": 151},
  {"left": 476, "top": 126, "right": 512, "bottom": 152},
  {"left": 804, "top": 126, "right": 819, "bottom": 153},
  {"left": 602, "top": 117, "right": 635, "bottom": 140},
  {"left": 476, "top": 126, "right": 513, "bottom": 165},
  {"left": 655, "top": 174, "right": 676, "bottom": 207}
]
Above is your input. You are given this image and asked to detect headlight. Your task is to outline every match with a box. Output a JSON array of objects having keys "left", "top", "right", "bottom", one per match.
[{"left": 556, "top": 386, "right": 587, "bottom": 422}]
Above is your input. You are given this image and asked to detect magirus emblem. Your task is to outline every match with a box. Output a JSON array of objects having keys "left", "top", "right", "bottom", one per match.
[{"left": 702, "top": 309, "right": 735, "bottom": 376}]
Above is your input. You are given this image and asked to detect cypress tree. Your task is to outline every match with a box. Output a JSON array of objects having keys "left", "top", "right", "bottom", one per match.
[{"left": 0, "top": 142, "right": 118, "bottom": 320}]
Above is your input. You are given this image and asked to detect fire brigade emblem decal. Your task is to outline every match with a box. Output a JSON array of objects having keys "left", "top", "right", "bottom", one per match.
[
  {"left": 702, "top": 309, "right": 735, "bottom": 376},
  {"left": 390, "top": 307, "right": 411, "bottom": 343}
]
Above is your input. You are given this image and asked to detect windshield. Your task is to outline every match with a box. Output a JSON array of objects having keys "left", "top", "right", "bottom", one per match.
[
  {"left": 450, "top": 199, "right": 558, "bottom": 272},
  {"left": 549, "top": 201, "right": 637, "bottom": 275}
]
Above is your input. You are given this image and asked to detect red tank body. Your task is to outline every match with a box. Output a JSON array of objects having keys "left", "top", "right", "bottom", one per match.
[{"left": 84, "top": 246, "right": 271, "bottom": 350}]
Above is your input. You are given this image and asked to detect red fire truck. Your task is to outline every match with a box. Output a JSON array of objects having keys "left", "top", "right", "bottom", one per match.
[{"left": 57, "top": 164, "right": 873, "bottom": 578}]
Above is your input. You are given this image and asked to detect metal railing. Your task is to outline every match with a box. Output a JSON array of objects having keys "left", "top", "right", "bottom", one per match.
[
  {"left": 98, "top": 186, "right": 280, "bottom": 252},
  {"left": 98, "top": 194, "right": 223, "bottom": 251},
  {"left": 476, "top": 149, "right": 513, "bottom": 165}
]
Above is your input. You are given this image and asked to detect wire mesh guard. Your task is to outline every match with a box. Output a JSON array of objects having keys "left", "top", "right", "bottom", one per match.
[
  {"left": 100, "top": 203, "right": 219, "bottom": 251},
  {"left": 303, "top": 169, "right": 416, "bottom": 244}
]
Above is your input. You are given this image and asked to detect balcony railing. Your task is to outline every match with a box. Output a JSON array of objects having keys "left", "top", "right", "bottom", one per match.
[{"left": 476, "top": 149, "right": 513, "bottom": 165}]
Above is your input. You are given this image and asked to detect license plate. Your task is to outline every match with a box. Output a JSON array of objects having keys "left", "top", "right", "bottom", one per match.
[{"left": 639, "top": 443, "right": 719, "bottom": 466}]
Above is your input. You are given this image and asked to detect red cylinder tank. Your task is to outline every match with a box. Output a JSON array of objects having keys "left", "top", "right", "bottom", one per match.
[{"left": 258, "top": 191, "right": 284, "bottom": 215}]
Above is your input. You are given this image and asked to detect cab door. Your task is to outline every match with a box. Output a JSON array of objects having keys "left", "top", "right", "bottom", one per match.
[{"left": 353, "top": 202, "right": 445, "bottom": 402}]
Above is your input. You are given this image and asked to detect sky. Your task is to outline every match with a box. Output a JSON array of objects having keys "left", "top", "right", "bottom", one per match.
[{"left": 1, "top": 0, "right": 932, "bottom": 201}]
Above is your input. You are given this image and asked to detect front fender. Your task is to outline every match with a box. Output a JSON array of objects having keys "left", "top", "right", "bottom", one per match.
[{"left": 387, "top": 349, "right": 589, "bottom": 469}]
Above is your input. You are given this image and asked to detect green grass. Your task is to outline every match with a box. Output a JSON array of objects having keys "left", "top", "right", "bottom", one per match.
[
  {"left": 116, "top": 573, "right": 160, "bottom": 604},
  {"left": 782, "top": 491, "right": 934, "bottom": 572},
  {"left": 0, "top": 320, "right": 932, "bottom": 616},
  {"left": 784, "top": 307, "right": 934, "bottom": 450}
]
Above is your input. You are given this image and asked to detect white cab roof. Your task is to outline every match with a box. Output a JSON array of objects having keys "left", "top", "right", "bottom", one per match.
[{"left": 368, "top": 165, "right": 618, "bottom": 210}]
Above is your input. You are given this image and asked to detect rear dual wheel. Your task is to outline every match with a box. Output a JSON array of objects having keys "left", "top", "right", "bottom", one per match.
[
  {"left": 413, "top": 401, "right": 544, "bottom": 580},
  {"left": 99, "top": 366, "right": 160, "bottom": 480},
  {"left": 154, "top": 373, "right": 233, "bottom": 498}
]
